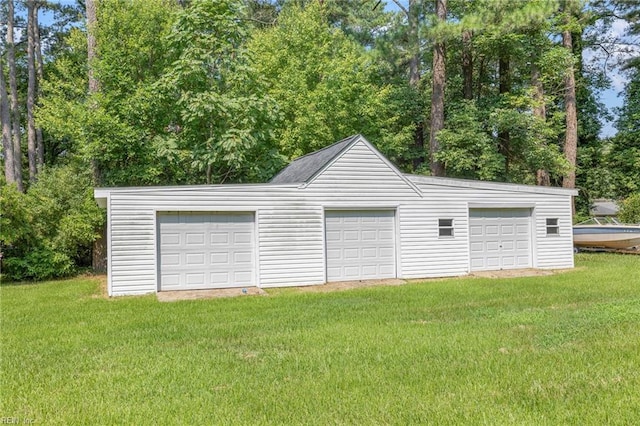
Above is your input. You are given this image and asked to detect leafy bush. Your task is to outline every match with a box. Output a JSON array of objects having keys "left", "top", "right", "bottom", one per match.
[
  {"left": 0, "top": 165, "right": 105, "bottom": 281},
  {"left": 2, "top": 247, "right": 74, "bottom": 281},
  {"left": 618, "top": 193, "right": 640, "bottom": 224}
]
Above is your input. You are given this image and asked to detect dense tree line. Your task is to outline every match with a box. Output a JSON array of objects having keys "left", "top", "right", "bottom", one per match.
[{"left": 1, "top": 0, "right": 639, "bottom": 279}]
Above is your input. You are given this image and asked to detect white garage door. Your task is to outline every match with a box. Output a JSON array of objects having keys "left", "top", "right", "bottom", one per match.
[
  {"left": 325, "top": 210, "right": 396, "bottom": 282},
  {"left": 158, "top": 212, "right": 254, "bottom": 290},
  {"left": 469, "top": 208, "right": 532, "bottom": 271}
]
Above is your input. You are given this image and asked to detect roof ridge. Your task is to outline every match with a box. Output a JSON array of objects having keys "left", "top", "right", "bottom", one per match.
[{"left": 287, "top": 134, "right": 360, "bottom": 163}]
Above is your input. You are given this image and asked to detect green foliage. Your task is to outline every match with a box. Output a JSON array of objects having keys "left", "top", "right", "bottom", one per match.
[
  {"left": 0, "top": 166, "right": 104, "bottom": 281},
  {"left": 248, "top": 3, "right": 406, "bottom": 162},
  {"left": 154, "top": 0, "right": 282, "bottom": 183},
  {"left": 37, "top": 0, "right": 179, "bottom": 186},
  {"left": 3, "top": 247, "right": 75, "bottom": 281},
  {"left": 606, "top": 69, "right": 640, "bottom": 197},
  {"left": 435, "top": 100, "right": 503, "bottom": 180},
  {"left": 618, "top": 193, "right": 640, "bottom": 224},
  {"left": 436, "top": 94, "right": 567, "bottom": 183}
]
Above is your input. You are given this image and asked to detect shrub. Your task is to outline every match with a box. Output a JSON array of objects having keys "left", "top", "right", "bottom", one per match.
[
  {"left": 618, "top": 193, "right": 640, "bottom": 224},
  {"left": 0, "top": 165, "right": 105, "bottom": 281}
]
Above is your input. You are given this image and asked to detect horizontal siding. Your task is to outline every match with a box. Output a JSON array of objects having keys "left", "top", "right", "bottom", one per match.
[
  {"left": 258, "top": 207, "right": 325, "bottom": 287},
  {"left": 408, "top": 183, "right": 575, "bottom": 273},
  {"left": 103, "top": 139, "right": 574, "bottom": 295},
  {"left": 306, "top": 142, "right": 420, "bottom": 201}
]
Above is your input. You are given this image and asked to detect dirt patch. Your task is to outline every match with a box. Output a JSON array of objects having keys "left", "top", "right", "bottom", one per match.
[
  {"left": 274, "top": 278, "right": 408, "bottom": 294},
  {"left": 155, "top": 268, "right": 571, "bottom": 301},
  {"left": 469, "top": 268, "right": 573, "bottom": 279},
  {"left": 158, "top": 286, "right": 267, "bottom": 302}
]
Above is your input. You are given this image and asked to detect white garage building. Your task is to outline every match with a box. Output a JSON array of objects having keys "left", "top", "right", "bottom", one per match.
[{"left": 94, "top": 135, "right": 577, "bottom": 296}]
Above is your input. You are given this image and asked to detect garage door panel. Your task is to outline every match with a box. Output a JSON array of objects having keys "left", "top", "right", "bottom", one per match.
[
  {"left": 161, "top": 253, "right": 180, "bottom": 266},
  {"left": 379, "top": 247, "right": 395, "bottom": 257},
  {"left": 211, "top": 232, "right": 229, "bottom": 244},
  {"left": 342, "top": 248, "right": 357, "bottom": 259},
  {"left": 469, "top": 209, "right": 531, "bottom": 271},
  {"left": 325, "top": 210, "right": 396, "bottom": 282},
  {"left": 158, "top": 212, "right": 255, "bottom": 290},
  {"left": 361, "top": 230, "right": 376, "bottom": 240},
  {"left": 161, "top": 273, "right": 179, "bottom": 285},
  {"left": 186, "top": 232, "right": 205, "bottom": 245},
  {"left": 186, "top": 253, "right": 205, "bottom": 265},
  {"left": 379, "top": 230, "right": 394, "bottom": 240},
  {"left": 162, "top": 233, "right": 180, "bottom": 246},
  {"left": 470, "top": 226, "right": 483, "bottom": 236},
  {"left": 362, "top": 247, "right": 377, "bottom": 258},
  {"left": 210, "top": 271, "right": 229, "bottom": 283},
  {"left": 501, "top": 225, "right": 514, "bottom": 235},
  {"left": 487, "top": 257, "right": 500, "bottom": 268},
  {"left": 211, "top": 252, "right": 229, "bottom": 264},
  {"left": 234, "top": 232, "right": 252, "bottom": 244}
]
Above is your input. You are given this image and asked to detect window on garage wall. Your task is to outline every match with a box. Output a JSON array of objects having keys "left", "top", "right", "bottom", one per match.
[
  {"left": 546, "top": 218, "right": 559, "bottom": 235},
  {"left": 438, "top": 219, "right": 454, "bottom": 237}
]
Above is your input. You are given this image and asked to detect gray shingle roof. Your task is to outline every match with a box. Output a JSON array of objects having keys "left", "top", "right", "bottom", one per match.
[{"left": 270, "top": 135, "right": 361, "bottom": 184}]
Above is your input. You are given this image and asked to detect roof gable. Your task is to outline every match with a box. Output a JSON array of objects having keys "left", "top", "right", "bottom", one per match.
[
  {"left": 270, "top": 135, "right": 422, "bottom": 196},
  {"left": 269, "top": 135, "right": 359, "bottom": 184}
]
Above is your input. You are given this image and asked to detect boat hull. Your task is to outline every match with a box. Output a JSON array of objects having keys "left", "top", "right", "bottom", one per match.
[{"left": 573, "top": 225, "right": 640, "bottom": 249}]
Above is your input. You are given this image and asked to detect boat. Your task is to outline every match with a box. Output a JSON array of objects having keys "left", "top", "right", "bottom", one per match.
[{"left": 573, "top": 218, "right": 640, "bottom": 249}]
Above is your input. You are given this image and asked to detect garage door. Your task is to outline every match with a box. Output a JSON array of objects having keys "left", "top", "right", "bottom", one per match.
[
  {"left": 325, "top": 210, "right": 396, "bottom": 282},
  {"left": 469, "top": 208, "right": 532, "bottom": 271},
  {"left": 158, "top": 212, "right": 254, "bottom": 290}
]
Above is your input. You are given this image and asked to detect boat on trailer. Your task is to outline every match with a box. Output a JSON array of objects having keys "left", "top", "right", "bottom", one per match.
[{"left": 573, "top": 218, "right": 640, "bottom": 250}]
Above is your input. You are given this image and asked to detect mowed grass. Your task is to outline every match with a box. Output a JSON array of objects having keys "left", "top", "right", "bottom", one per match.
[{"left": 2, "top": 254, "right": 640, "bottom": 424}]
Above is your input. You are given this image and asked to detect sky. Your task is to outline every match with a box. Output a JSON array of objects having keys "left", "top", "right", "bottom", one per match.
[
  {"left": 584, "top": 18, "right": 638, "bottom": 138},
  {"left": 34, "top": 1, "right": 635, "bottom": 139}
]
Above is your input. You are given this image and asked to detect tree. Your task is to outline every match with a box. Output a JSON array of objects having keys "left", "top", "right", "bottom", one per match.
[
  {"left": 433, "top": 0, "right": 567, "bottom": 183},
  {"left": 155, "top": 0, "right": 280, "bottom": 184},
  {"left": 607, "top": 69, "right": 640, "bottom": 196},
  {"left": 248, "top": 3, "right": 397, "bottom": 162},
  {"left": 387, "top": 0, "right": 429, "bottom": 170},
  {"left": 1, "top": 58, "right": 16, "bottom": 185},
  {"left": 85, "top": 0, "right": 101, "bottom": 184},
  {"left": 26, "top": 0, "right": 40, "bottom": 181},
  {"left": 6, "top": 0, "right": 23, "bottom": 191},
  {"left": 618, "top": 193, "right": 640, "bottom": 224},
  {"left": 429, "top": 0, "right": 446, "bottom": 176}
]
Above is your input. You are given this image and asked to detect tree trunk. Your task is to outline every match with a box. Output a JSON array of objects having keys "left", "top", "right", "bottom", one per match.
[
  {"left": 86, "top": 0, "right": 102, "bottom": 185},
  {"left": 87, "top": 0, "right": 100, "bottom": 95},
  {"left": 462, "top": 30, "right": 473, "bottom": 100},
  {"left": 34, "top": 5, "right": 45, "bottom": 167},
  {"left": 429, "top": 0, "right": 446, "bottom": 177},
  {"left": 27, "top": 0, "right": 38, "bottom": 182},
  {"left": 562, "top": 29, "right": 578, "bottom": 198},
  {"left": 1, "top": 59, "right": 16, "bottom": 185},
  {"left": 476, "top": 54, "right": 485, "bottom": 102},
  {"left": 498, "top": 54, "right": 511, "bottom": 175},
  {"left": 408, "top": 0, "right": 424, "bottom": 170},
  {"left": 7, "top": 0, "right": 23, "bottom": 191},
  {"left": 532, "top": 62, "right": 550, "bottom": 186}
]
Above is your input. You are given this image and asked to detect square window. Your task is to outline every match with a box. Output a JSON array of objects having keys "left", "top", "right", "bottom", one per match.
[
  {"left": 439, "top": 219, "right": 454, "bottom": 237},
  {"left": 546, "top": 218, "right": 559, "bottom": 235}
]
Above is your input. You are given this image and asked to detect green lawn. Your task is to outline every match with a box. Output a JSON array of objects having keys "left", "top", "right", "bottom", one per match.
[{"left": 2, "top": 253, "right": 640, "bottom": 424}]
